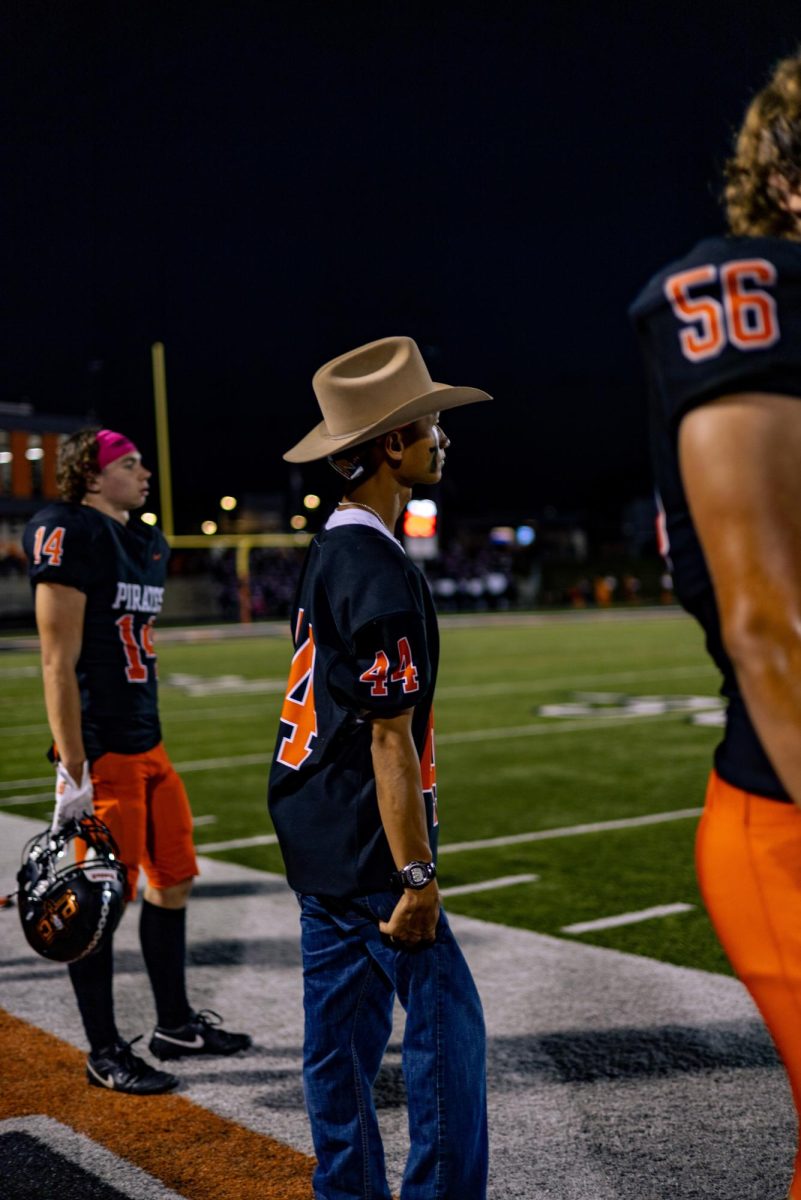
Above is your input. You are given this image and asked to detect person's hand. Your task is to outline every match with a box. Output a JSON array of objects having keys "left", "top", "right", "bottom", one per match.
[
  {"left": 52, "top": 761, "right": 94, "bottom": 831},
  {"left": 379, "top": 885, "right": 440, "bottom": 948}
]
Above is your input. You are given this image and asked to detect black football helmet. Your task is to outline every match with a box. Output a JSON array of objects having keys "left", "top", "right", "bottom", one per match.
[{"left": 17, "top": 816, "right": 126, "bottom": 963}]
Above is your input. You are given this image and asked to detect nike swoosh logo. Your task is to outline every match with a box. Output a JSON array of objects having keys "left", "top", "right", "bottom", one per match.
[
  {"left": 154, "top": 1031, "right": 205, "bottom": 1048},
  {"left": 87, "top": 1062, "right": 116, "bottom": 1088}
]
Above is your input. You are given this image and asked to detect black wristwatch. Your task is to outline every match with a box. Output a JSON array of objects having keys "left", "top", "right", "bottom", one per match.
[{"left": 391, "top": 860, "right": 437, "bottom": 892}]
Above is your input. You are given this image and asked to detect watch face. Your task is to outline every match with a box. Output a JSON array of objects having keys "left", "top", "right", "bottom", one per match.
[{"left": 408, "top": 864, "right": 426, "bottom": 886}]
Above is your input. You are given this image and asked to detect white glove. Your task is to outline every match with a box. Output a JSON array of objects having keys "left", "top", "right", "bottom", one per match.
[{"left": 52, "top": 761, "right": 94, "bottom": 832}]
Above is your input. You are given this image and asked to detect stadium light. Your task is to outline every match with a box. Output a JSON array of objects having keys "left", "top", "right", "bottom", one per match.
[
  {"left": 290, "top": 514, "right": 308, "bottom": 530},
  {"left": 220, "top": 495, "right": 237, "bottom": 511},
  {"left": 25, "top": 447, "right": 44, "bottom": 461},
  {"left": 403, "top": 498, "right": 437, "bottom": 539},
  {"left": 0, "top": 451, "right": 11, "bottom": 464},
  {"left": 201, "top": 520, "right": 218, "bottom": 535},
  {"left": 303, "top": 494, "right": 321, "bottom": 510},
  {"left": 403, "top": 499, "right": 438, "bottom": 561},
  {"left": 141, "top": 512, "right": 158, "bottom": 526}
]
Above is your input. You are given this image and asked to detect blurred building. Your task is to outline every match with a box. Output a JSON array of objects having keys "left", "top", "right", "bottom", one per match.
[{"left": 0, "top": 403, "right": 87, "bottom": 622}]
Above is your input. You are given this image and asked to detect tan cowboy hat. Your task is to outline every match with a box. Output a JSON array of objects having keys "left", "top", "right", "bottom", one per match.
[{"left": 283, "top": 335, "right": 492, "bottom": 463}]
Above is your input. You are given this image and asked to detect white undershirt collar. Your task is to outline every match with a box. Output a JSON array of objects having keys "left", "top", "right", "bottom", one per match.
[{"left": 324, "top": 507, "right": 403, "bottom": 549}]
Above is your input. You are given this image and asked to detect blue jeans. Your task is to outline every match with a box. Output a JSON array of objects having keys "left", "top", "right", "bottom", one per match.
[{"left": 299, "top": 891, "right": 488, "bottom": 1200}]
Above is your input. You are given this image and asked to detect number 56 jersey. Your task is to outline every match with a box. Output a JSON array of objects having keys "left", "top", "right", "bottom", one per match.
[
  {"left": 630, "top": 235, "right": 801, "bottom": 801},
  {"left": 23, "top": 501, "right": 170, "bottom": 761}
]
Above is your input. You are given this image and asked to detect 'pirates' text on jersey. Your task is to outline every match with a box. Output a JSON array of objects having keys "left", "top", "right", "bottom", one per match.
[
  {"left": 268, "top": 520, "right": 439, "bottom": 896},
  {"left": 23, "top": 502, "right": 170, "bottom": 761},
  {"left": 631, "top": 235, "right": 801, "bottom": 801}
]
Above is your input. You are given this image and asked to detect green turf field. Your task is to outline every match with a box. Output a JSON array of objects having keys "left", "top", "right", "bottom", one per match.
[{"left": 0, "top": 610, "right": 731, "bottom": 975}]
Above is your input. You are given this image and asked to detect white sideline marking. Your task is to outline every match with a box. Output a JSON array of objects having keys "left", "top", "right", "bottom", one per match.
[
  {"left": 173, "top": 752, "right": 271, "bottom": 772},
  {"left": 0, "top": 791, "right": 52, "bottom": 808},
  {"left": 440, "top": 873, "right": 538, "bottom": 897},
  {"left": 0, "top": 1116, "right": 187, "bottom": 1200},
  {"left": 438, "top": 808, "right": 703, "bottom": 854},
  {"left": 0, "top": 754, "right": 275, "bottom": 792},
  {"left": 0, "top": 776, "right": 52, "bottom": 793},
  {"left": 197, "top": 833, "right": 279, "bottom": 852},
  {"left": 192, "top": 814, "right": 217, "bottom": 827},
  {"left": 436, "top": 709, "right": 712, "bottom": 746},
  {"left": 1, "top": 689, "right": 721, "bottom": 742},
  {"left": 0, "top": 699, "right": 719, "bottom": 792},
  {"left": 165, "top": 673, "right": 287, "bottom": 697},
  {"left": 437, "top": 663, "right": 713, "bottom": 699},
  {"left": 195, "top": 808, "right": 704, "bottom": 857},
  {"left": 0, "top": 722, "right": 49, "bottom": 738},
  {"left": 562, "top": 903, "right": 694, "bottom": 935}
]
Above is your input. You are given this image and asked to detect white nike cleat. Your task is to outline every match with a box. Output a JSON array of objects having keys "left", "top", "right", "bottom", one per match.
[
  {"left": 149, "top": 1009, "right": 252, "bottom": 1060},
  {"left": 86, "top": 1036, "right": 178, "bottom": 1094}
]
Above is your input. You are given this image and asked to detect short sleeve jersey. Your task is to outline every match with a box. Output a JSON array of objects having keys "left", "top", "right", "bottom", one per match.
[
  {"left": 23, "top": 502, "right": 169, "bottom": 761},
  {"left": 268, "top": 517, "right": 439, "bottom": 897},
  {"left": 630, "top": 235, "right": 801, "bottom": 800}
]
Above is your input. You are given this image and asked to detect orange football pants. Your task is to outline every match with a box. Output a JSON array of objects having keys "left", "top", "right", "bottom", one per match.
[
  {"left": 696, "top": 769, "right": 801, "bottom": 1199},
  {"left": 89, "top": 742, "right": 198, "bottom": 902}
]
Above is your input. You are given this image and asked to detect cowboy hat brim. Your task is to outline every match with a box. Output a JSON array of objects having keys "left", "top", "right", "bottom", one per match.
[{"left": 283, "top": 383, "right": 491, "bottom": 463}]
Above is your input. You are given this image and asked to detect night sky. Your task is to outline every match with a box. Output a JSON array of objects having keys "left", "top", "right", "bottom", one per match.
[{"left": 6, "top": 2, "right": 801, "bottom": 533}]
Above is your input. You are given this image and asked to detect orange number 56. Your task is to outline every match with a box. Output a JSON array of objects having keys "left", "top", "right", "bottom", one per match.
[{"left": 664, "top": 258, "right": 779, "bottom": 362}]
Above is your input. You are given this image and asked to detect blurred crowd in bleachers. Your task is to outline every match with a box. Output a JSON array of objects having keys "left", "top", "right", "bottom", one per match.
[
  {"left": 0, "top": 539, "right": 672, "bottom": 624},
  {"left": 0, "top": 541, "right": 27, "bottom": 576},
  {"left": 172, "top": 544, "right": 670, "bottom": 621}
]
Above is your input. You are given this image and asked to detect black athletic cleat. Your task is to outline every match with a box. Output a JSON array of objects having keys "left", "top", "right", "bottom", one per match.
[
  {"left": 149, "top": 1009, "right": 252, "bottom": 1060},
  {"left": 86, "top": 1036, "right": 179, "bottom": 1094}
]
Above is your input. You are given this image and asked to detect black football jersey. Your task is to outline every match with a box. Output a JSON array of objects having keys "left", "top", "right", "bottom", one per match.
[
  {"left": 268, "top": 519, "right": 439, "bottom": 896},
  {"left": 631, "top": 235, "right": 801, "bottom": 801},
  {"left": 23, "top": 502, "right": 169, "bottom": 761}
]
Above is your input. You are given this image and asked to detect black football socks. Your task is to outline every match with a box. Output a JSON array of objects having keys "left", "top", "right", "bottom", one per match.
[
  {"left": 139, "top": 898, "right": 192, "bottom": 1031},
  {"left": 68, "top": 936, "right": 118, "bottom": 1054}
]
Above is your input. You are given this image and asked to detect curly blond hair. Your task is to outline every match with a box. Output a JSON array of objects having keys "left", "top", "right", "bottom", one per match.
[
  {"left": 725, "top": 51, "right": 801, "bottom": 238},
  {"left": 56, "top": 428, "right": 101, "bottom": 503}
]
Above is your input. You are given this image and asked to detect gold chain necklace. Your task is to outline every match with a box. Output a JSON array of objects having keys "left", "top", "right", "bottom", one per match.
[{"left": 337, "top": 500, "right": 390, "bottom": 531}]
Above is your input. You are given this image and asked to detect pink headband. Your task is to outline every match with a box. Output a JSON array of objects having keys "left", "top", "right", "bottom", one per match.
[{"left": 96, "top": 429, "right": 139, "bottom": 470}]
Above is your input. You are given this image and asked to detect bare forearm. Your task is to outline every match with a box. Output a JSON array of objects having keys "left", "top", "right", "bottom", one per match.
[
  {"left": 41, "top": 659, "right": 86, "bottom": 777},
  {"left": 371, "top": 724, "right": 432, "bottom": 868},
  {"left": 370, "top": 711, "right": 439, "bottom": 943},
  {"left": 34, "top": 583, "right": 87, "bottom": 779}
]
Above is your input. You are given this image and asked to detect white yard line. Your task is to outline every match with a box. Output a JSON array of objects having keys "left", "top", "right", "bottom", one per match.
[
  {"left": 0, "top": 792, "right": 52, "bottom": 808},
  {"left": 196, "top": 833, "right": 279, "bottom": 852},
  {"left": 0, "top": 776, "right": 53, "bottom": 792},
  {"left": 435, "top": 709, "right": 704, "bottom": 745},
  {"left": 195, "top": 808, "right": 704, "bottom": 858},
  {"left": 561, "top": 903, "right": 694, "bottom": 935},
  {"left": 0, "top": 723, "right": 49, "bottom": 738},
  {"left": 173, "top": 752, "right": 272, "bottom": 772},
  {"left": 0, "top": 703, "right": 713, "bottom": 794},
  {"left": 437, "top": 664, "right": 713, "bottom": 699},
  {"left": 438, "top": 808, "right": 703, "bottom": 854},
  {"left": 440, "top": 873, "right": 538, "bottom": 897}
]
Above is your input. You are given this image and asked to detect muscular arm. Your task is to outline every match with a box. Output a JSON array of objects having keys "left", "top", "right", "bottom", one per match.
[
  {"left": 370, "top": 709, "right": 440, "bottom": 943},
  {"left": 35, "top": 582, "right": 87, "bottom": 782},
  {"left": 679, "top": 391, "right": 801, "bottom": 805}
]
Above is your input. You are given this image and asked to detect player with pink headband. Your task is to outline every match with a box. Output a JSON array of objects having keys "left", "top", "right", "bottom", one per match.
[
  {"left": 22, "top": 427, "right": 251, "bottom": 1095},
  {"left": 95, "top": 428, "right": 139, "bottom": 469}
]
